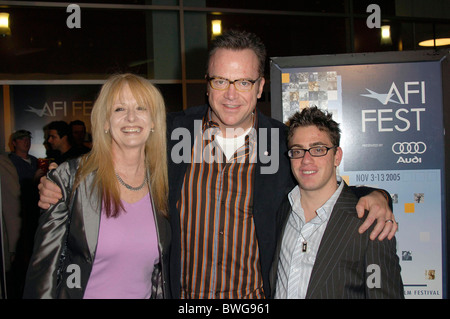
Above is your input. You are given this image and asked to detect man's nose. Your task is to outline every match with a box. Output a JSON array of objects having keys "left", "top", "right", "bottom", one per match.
[
  {"left": 224, "top": 82, "right": 238, "bottom": 99},
  {"left": 301, "top": 150, "right": 314, "bottom": 163}
]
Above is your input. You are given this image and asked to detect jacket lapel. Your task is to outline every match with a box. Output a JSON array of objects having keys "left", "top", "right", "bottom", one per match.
[
  {"left": 269, "top": 196, "right": 293, "bottom": 297},
  {"left": 305, "top": 184, "right": 360, "bottom": 298},
  {"left": 79, "top": 172, "right": 102, "bottom": 260},
  {"left": 168, "top": 108, "right": 200, "bottom": 207}
]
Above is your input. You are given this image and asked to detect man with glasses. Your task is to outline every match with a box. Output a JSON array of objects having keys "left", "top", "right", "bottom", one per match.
[
  {"left": 37, "top": 30, "right": 397, "bottom": 299},
  {"left": 270, "top": 106, "right": 403, "bottom": 299}
]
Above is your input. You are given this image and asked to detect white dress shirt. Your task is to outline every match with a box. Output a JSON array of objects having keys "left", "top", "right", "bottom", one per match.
[{"left": 275, "top": 177, "right": 344, "bottom": 299}]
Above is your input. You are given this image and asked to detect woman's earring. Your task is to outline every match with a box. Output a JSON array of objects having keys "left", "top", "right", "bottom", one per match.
[
  {"left": 104, "top": 129, "right": 109, "bottom": 134},
  {"left": 150, "top": 128, "right": 155, "bottom": 133}
]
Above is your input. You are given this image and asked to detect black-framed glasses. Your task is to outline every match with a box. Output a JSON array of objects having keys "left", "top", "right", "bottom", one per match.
[
  {"left": 288, "top": 145, "right": 337, "bottom": 159},
  {"left": 206, "top": 76, "right": 260, "bottom": 92}
]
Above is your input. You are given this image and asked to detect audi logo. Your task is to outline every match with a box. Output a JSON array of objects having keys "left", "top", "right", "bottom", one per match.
[{"left": 392, "top": 142, "right": 427, "bottom": 155}]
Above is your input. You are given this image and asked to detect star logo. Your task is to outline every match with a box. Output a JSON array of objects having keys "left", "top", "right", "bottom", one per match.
[
  {"left": 25, "top": 105, "right": 50, "bottom": 117},
  {"left": 361, "top": 89, "right": 401, "bottom": 105}
]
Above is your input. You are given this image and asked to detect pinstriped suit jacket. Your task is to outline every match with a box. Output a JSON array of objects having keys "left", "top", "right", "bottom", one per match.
[{"left": 270, "top": 183, "right": 404, "bottom": 299}]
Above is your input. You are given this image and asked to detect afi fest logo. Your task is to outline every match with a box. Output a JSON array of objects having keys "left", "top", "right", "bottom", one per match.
[
  {"left": 25, "top": 100, "right": 93, "bottom": 117},
  {"left": 360, "top": 80, "right": 427, "bottom": 165}
]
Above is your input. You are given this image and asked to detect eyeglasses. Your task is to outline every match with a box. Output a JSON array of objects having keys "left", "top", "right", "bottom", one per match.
[
  {"left": 206, "top": 76, "right": 260, "bottom": 92},
  {"left": 288, "top": 145, "right": 337, "bottom": 159}
]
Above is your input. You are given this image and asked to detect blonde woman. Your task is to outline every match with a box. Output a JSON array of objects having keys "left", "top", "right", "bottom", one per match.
[{"left": 23, "top": 74, "right": 170, "bottom": 299}]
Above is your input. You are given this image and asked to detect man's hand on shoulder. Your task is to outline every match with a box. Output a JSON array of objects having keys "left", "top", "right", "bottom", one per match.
[
  {"left": 356, "top": 190, "right": 398, "bottom": 241},
  {"left": 37, "top": 165, "right": 62, "bottom": 209}
]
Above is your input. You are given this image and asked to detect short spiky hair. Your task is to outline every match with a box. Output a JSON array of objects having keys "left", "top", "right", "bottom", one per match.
[
  {"left": 47, "top": 121, "right": 70, "bottom": 138},
  {"left": 287, "top": 106, "right": 341, "bottom": 147},
  {"left": 207, "top": 30, "right": 266, "bottom": 76}
]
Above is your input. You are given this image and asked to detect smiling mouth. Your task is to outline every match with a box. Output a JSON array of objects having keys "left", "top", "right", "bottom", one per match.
[
  {"left": 224, "top": 104, "right": 240, "bottom": 109},
  {"left": 302, "top": 170, "right": 317, "bottom": 175},
  {"left": 121, "top": 127, "right": 142, "bottom": 133}
]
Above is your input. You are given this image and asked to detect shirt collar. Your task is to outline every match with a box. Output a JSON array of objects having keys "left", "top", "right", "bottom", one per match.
[
  {"left": 202, "top": 107, "right": 258, "bottom": 133},
  {"left": 288, "top": 176, "right": 344, "bottom": 224}
]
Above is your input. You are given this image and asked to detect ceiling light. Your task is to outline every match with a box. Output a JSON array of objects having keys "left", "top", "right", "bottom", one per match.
[
  {"left": 0, "top": 12, "right": 11, "bottom": 36},
  {"left": 212, "top": 20, "right": 222, "bottom": 36},
  {"left": 381, "top": 25, "right": 391, "bottom": 45},
  {"left": 381, "top": 25, "right": 390, "bottom": 39},
  {"left": 418, "top": 38, "right": 450, "bottom": 47}
]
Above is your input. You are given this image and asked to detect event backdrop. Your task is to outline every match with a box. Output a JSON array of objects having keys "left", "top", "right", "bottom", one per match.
[
  {"left": 9, "top": 84, "right": 101, "bottom": 158},
  {"left": 271, "top": 50, "right": 448, "bottom": 299}
]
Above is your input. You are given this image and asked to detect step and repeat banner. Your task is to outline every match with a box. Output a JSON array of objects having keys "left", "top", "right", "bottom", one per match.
[{"left": 271, "top": 50, "right": 448, "bottom": 299}]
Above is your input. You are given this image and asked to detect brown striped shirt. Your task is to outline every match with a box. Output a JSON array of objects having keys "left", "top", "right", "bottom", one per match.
[{"left": 178, "top": 112, "right": 264, "bottom": 299}]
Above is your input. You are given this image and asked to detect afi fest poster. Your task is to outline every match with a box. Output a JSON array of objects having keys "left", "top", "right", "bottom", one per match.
[{"left": 271, "top": 50, "right": 448, "bottom": 299}]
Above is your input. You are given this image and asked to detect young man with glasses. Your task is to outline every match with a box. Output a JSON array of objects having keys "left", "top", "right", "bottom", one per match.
[
  {"left": 270, "top": 106, "right": 404, "bottom": 299},
  {"left": 37, "top": 30, "right": 397, "bottom": 299}
]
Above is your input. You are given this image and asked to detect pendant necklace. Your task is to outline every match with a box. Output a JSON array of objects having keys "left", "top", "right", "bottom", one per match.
[
  {"left": 300, "top": 223, "right": 322, "bottom": 253},
  {"left": 115, "top": 172, "right": 147, "bottom": 191}
]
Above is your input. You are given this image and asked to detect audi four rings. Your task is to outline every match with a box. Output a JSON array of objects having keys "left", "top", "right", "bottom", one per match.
[{"left": 392, "top": 142, "right": 427, "bottom": 154}]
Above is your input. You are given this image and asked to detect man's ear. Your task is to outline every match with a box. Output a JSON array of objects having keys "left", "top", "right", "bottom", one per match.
[
  {"left": 257, "top": 77, "right": 265, "bottom": 99},
  {"left": 335, "top": 146, "right": 343, "bottom": 167}
]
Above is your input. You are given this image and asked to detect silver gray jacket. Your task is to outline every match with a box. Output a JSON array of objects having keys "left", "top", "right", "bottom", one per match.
[{"left": 23, "top": 158, "right": 171, "bottom": 298}]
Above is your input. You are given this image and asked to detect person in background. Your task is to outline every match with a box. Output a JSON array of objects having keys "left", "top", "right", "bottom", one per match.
[
  {"left": 8, "top": 130, "right": 44, "bottom": 186},
  {"left": 0, "top": 151, "right": 21, "bottom": 298},
  {"left": 69, "top": 120, "right": 92, "bottom": 154},
  {"left": 270, "top": 106, "right": 403, "bottom": 299},
  {"left": 46, "top": 121, "right": 80, "bottom": 165},
  {"left": 7, "top": 130, "right": 45, "bottom": 298},
  {"left": 23, "top": 73, "right": 171, "bottom": 299}
]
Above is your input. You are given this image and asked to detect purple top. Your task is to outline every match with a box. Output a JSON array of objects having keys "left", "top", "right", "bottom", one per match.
[{"left": 83, "top": 193, "right": 159, "bottom": 299}]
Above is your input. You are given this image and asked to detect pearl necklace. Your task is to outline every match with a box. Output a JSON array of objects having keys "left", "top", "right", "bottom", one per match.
[{"left": 115, "top": 172, "right": 147, "bottom": 191}]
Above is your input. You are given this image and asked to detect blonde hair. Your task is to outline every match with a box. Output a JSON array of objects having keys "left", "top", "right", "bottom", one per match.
[{"left": 74, "top": 73, "right": 168, "bottom": 218}]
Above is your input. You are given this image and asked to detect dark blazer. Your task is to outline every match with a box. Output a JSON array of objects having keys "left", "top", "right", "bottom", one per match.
[
  {"left": 23, "top": 158, "right": 171, "bottom": 298},
  {"left": 167, "top": 105, "right": 295, "bottom": 298},
  {"left": 270, "top": 183, "right": 404, "bottom": 299}
]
